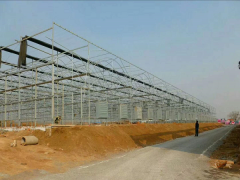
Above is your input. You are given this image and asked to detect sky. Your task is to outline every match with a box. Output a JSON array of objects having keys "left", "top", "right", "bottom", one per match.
[{"left": 0, "top": 1, "right": 240, "bottom": 119}]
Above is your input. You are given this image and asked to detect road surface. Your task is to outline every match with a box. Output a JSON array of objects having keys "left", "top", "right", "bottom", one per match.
[{"left": 35, "top": 125, "right": 239, "bottom": 180}]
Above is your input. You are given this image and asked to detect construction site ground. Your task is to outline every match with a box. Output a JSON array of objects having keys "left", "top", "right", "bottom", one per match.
[
  {"left": 211, "top": 125, "right": 240, "bottom": 174},
  {"left": 0, "top": 123, "right": 222, "bottom": 179}
]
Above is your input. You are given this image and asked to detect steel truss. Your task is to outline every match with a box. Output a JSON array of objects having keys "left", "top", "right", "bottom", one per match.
[{"left": 0, "top": 23, "right": 216, "bottom": 127}]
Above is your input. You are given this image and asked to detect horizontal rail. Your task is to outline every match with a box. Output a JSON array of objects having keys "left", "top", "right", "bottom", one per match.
[{"left": 0, "top": 73, "right": 89, "bottom": 94}]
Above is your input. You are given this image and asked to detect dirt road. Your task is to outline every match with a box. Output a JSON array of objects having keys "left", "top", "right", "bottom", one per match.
[{"left": 32, "top": 125, "right": 239, "bottom": 180}]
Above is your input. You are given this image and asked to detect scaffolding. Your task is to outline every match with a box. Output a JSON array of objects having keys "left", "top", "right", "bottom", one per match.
[{"left": 0, "top": 23, "right": 216, "bottom": 127}]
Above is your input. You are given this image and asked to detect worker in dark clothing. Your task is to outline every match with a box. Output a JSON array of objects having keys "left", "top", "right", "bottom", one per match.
[{"left": 195, "top": 121, "right": 199, "bottom": 136}]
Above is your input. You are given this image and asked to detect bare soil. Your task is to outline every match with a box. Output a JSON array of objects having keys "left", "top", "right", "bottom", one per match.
[
  {"left": 211, "top": 125, "right": 240, "bottom": 173},
  {"left": 0, "top": 123, "right": 221, "bottom": 178}
]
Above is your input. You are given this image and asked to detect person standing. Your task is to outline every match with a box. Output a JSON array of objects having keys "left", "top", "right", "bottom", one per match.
[{"left": 195, "top": 121, "right": 199, "bottom": 136}]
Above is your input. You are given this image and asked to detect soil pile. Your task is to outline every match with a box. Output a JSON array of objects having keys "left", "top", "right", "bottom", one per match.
[
  {"left": 211, "top": 125, "right": 240, "bottom": 172},
  {"left": 0, "top": 123, "right": 221, "bottom": 178}
]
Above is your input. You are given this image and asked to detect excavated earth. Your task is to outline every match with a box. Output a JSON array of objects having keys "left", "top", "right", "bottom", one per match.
[
  {"left": 0, "top": 123, "right": 222, "bottom": 179},
  {"left": 211, "top": 125, "right": 240, "bottom": 174}
]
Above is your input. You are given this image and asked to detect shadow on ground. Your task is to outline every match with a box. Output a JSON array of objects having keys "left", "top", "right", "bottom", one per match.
[{"left": 130, "top": 125, "right": 233, "bottom": 157}]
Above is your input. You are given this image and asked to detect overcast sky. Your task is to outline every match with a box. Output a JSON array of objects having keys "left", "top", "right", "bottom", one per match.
[{"left": 1, "top": 1, "right": 240, "bottom": 119}]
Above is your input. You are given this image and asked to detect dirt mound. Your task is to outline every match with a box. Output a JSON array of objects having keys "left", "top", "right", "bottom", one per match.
[
  {"left": 1, "top": 123, "right": 221, "bottom": 178},
  {"left": 211, "top": 125, "right": 240, "bottom": 172},
  {"left": 30, "top": 123, "right": 221, "bottom": 153}
]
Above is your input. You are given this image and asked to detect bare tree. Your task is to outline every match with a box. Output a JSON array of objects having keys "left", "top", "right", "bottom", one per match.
[{"left": 228, "top": 111, "right": 240, "bottom": 121}]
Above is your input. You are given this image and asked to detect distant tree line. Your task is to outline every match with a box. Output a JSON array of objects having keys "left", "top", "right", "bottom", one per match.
[{"left": 228, "top": 111, "right": 240, "bottom": 121}]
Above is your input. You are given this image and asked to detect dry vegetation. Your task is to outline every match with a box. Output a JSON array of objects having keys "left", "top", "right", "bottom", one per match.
[{"left": 211, "top": 125, "right": 240, "bottom": 172}]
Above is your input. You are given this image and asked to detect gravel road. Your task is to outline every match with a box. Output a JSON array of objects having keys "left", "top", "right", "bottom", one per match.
[{"left": 35, "top": 125, "right": 239, "bottom": 180}]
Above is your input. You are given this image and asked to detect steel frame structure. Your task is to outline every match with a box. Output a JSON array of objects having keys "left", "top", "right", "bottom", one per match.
[{"left": 0, "top": 23, "right": 216, "bottom": 127}]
